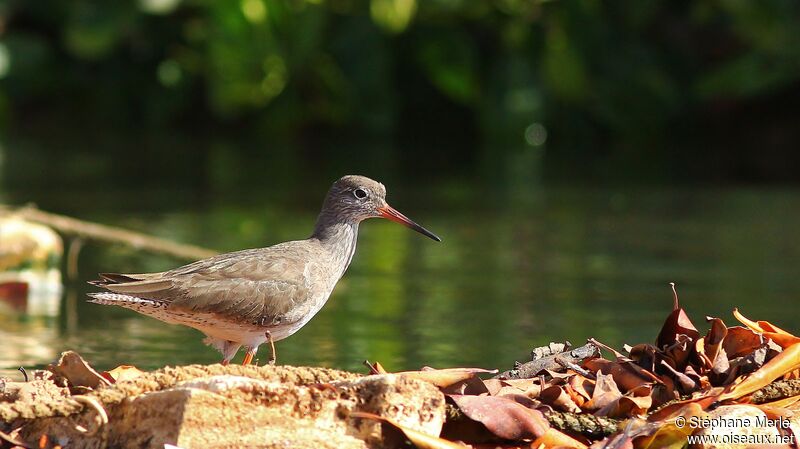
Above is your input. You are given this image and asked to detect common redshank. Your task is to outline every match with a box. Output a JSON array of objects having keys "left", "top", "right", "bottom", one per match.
[{"left": 88, "top": 175, "right": 440, "bottom": 365}]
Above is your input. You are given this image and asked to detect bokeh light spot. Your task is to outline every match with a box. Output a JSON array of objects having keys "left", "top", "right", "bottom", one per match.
[
  {"left": 241, "top": 0, "right": 267, "bottom": 24},
  {"left": 370, "top": 0, "right": 417, "bottom": 33},
  {"left": 139, "top": 0, "right": 181, "bottom": 15},
  {"left": 0, "top": 43, "right": 10, "bottom": 79},
  {"left": 157, "top": 59, "right": 182, "bottom": 87},
  {"left": 524, "top": 122, "right": 547, "bottom": 146},
  {"left": 261, "top": 55, "right": 287, "bottom": 99}
]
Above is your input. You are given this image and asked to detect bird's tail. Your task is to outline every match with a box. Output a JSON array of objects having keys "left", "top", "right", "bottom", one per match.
[
  {"left": 88, "top": 273, "right": 141, "bottom": 287},
  {"left": 87, "top": 292, "right": 165, "bottom": 308}
]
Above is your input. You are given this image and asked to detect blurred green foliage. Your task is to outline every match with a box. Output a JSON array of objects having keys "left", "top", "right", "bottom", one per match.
[{"left": 0, "top": 0, "right": 799, "bottom": 183}]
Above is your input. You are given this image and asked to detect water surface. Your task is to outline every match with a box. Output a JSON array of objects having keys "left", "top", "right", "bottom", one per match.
[{"left": 2, "top": 186, "right": 799, "bottom": 378}]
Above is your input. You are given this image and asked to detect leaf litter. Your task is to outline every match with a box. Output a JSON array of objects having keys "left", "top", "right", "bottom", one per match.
[
  {"left": 4, "top": 285, "right": 800, "bottom": 448},
  {"left": 367, "top": 283, "right": 800, "bottom": 448}
]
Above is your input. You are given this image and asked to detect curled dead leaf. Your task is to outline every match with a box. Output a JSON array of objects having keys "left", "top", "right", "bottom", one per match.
[
  {"left": 568, "top": 374, "right": 594, "bottom": 402},
  {"left": 539, "top": 385, "right": 582, "bottom": 413},
  {"left": 719, "top": 342, "right": 800, "bottom": 401},
  {"left": 532, "top": 428, "right": 588, "bottom": 449},
  {"left": 722, "top": 326, "right": 764, "bottom": 358},
  {"left": 702, "top": 317, "right": 727, "bottom": 368},
  {"left": 101, "top": 365, "right": 145, "bottom": 384},
  {"left": 656, "top": 291, "right": 700, "bottom": 350},
  {"left": 620, "top": 402, "right": 707, "bottom": 449},
  {"left": 483, "top": 378, "right": 543, "bottom": 399},
  {"left": 583, "top": 358, "right": 658, "bottom": 392},
  {"left": 448, "top": 394, "right": 549, "bottom": 440},
  {"left": 583, "top": 372, "right": 622, "bottom": 412},
  {"left": 400, "top": 368, "right": 498, "bottom": 388},
  {"left": 733, "top": 308, "right": 795, "bottom": 336},
  {"left": 47, "top": 351, "right": 111, "bottom": 390}
]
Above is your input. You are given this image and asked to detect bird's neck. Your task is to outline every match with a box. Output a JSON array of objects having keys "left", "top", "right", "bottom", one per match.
[{"left": 311, "top": 219, "right": 360, "bottom": 276}]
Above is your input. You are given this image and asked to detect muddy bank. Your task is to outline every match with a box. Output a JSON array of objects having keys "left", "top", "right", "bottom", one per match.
[{"left": 1, "top": 360, "right": 445, "bottom": 449}]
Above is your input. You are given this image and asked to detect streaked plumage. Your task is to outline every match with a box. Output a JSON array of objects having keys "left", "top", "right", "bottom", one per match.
[{"left": 89, "top": 175, "right": 440, "bottom": 364}]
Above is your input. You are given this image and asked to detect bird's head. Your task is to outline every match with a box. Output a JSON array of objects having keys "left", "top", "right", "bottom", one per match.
[{"left": 323, "top": 175, "right": 441, "bottom": 242}]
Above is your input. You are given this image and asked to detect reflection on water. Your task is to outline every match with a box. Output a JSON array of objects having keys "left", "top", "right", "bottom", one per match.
[
  {"left": 0, "top": 270, "right": 62, "bottom": 316},
  {"left": 2, "top": 187, "right": 800, "bottom": 377}
]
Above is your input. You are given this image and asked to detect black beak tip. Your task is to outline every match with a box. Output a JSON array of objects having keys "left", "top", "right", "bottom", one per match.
[{"left": 414, "top": 225, "right": 441, "bottom": 242}]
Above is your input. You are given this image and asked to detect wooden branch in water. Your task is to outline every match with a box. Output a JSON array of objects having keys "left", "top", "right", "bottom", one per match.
[{"left": 1, "top": 205, "right": 218, "bottom": 261}]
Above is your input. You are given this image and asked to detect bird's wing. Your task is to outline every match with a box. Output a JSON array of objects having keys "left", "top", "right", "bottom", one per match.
[{"left": 93, "top": 243, "right": 324, "bottom": 325}]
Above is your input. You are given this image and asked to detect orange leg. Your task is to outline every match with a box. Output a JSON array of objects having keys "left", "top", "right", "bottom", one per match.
[
  {"left": 221, "top": 359, "right": 230, "bottom": 366},
  {"left": 242, "top": 349, "right": 255, "bottom": 365}
]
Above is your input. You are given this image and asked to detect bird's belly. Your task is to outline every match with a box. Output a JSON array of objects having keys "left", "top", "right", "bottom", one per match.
[
  {"left": 167, "top": 310, "right": 304, "bottom": 344},
  {"left": 161, "top": 288, "right": 335, "bottom": 345}
]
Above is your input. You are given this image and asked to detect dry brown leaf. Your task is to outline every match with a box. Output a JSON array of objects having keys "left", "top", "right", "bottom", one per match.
[
  {"left": 719, "top": 342, "right": 800, "bottom": 401},
  {"left": 350, "top": 411, "right": 467, "bottom": 449},
  {"left": 628, "top": 343, "right": 659, "bottom": 373},
  {"left": 101, "top": 365, "right": 145, "bottom": 384},
  {"left": 635, "top": 403, "right": 706, "bottom": 449},
  {"left": 658, "top": 360, "right": 697, "bottom": 394},
  {"left": 364, "top": 360, "right": 388, "bottom": 375},
  {"left": 568, "top": 374, "right": 594, "bottom": 402},
  {"left": 470, "top": 445, "right": 532, "bottom": 449},
  {"left": 662, "top": 334, "right": 693, "bottom": 371},
  {"left": 733, "top": 308, "right": 795, "bottom": 336},
  {"left": 583, "top": 372, "right": 622, "bottom": 412},
  {"left": 760, "top": 394, "right": 800, "bottom": 409},
  {"left": 722, "top": 326, "right": 764, "bottom": 358},
  {"left": 400, "top": 368, "right": 497, "bottom": 388},
  {"left": 651, "top": 374, "right": 679, "bottom": 406},
  {"left": 481, "top": 378, "right": 505, "bottom": 396},
  {"left": 586, "top": 376, "right": 652, "bottom": 418},
  {"left": 634, "top": 421, "right": 696, "bottom": 449},
  {"left": 449, "top": 394, "right": 549, "bottom": 440},
  {"left": 583, "top": 358, "right": 658, "bottom": 392},
  {"left": 495, "top": 378, "right": 540, "bottom": 389},
  {"left": 754, "top": 402, "right": 800, "bottom": 419},
  {"left": 589, "top": 433, "right": 633, "bottom": 449},
  {"left": 498, "top": 378, "right": 544, "bottom": 398},
  {"left": 709, "top": 347, "right": 730, "bottom": 378},
  {"left": 531, "top": 428, "right": 588, "bottom": 449},
  {"left": 47, "top": 351, "right": 111, "bottom": 389},
  {"left": 441, "top": 375, "right": 492, "bottom": 396},
  {"left": 647, "top": 394, "right": 719, "bottom": 422},
  {"left": 564, "top": 383, "right": 586, "bottom": 408},
  {"left": 539, "top": 385, "right": 582, "bottom": 413},
  {"left": 784, "top": 369, "right": 800, "bottom": 380},
  {"left": 694, "top": 338, "right": 712, "bottom": 369},
  {"left": 764, "top": 332, "right": 800, "bottom": 349},
  {"left": 656, "top": 294, "right": 700, "bottom": 350},
  {"left": 615, "top": 385, "right": 653, "bottom": 417},
  {"left": 732, "top": 309, "right": 800, "bottom": 348},
  {"left": 703, "top": 317, "right": 727, "bottom": 367}
]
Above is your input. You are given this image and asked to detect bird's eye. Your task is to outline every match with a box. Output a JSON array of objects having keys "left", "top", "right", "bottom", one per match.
[{"left": 353, "top": 188, "right": 368, "bottom": 199}]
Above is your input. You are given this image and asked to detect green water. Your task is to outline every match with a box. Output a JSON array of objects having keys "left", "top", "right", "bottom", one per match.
[{"left": 2, "top": 186, "right": 800, "bottom": 378}]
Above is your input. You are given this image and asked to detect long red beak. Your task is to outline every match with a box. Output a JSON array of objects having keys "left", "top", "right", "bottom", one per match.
[{"left": 378, "top": 205, "right": 441, "bottom": 242}]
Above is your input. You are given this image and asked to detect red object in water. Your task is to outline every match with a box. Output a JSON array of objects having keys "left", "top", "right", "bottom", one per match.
[{"left": 0, "top": 281, "right": 29, "bottom": 310}]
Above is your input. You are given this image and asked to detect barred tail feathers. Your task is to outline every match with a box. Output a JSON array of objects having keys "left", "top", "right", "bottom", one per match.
[{"left": 87, "top": 293, "right": 173, "bottom": 322}]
